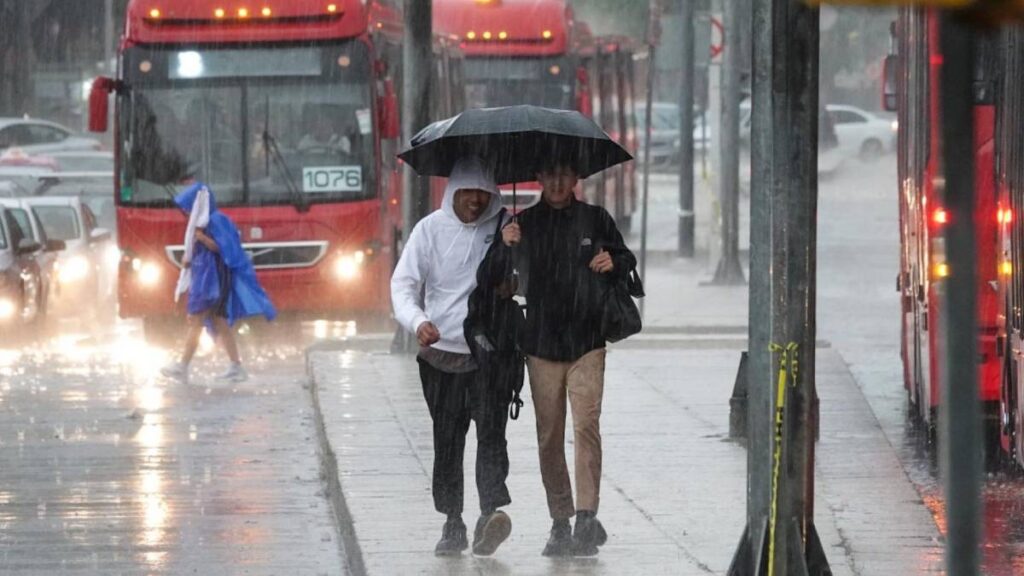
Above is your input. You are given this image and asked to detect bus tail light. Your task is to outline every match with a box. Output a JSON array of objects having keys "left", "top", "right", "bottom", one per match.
[
  {"left": 998, "top": 208, "right": 1013, "bottom": 224},
  {"left": 932, "top": 208, "right": 948, "bottom": 225}
]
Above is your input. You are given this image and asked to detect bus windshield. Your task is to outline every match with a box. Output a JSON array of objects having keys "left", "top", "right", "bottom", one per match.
[
  {"left": 121, "top": 43, "right": 374, "bottom": 208},
  {"left": 464, "top": 56, "right": 574, "bottom": 110}
]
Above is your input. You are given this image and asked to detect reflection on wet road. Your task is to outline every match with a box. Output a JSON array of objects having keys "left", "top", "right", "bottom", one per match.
[{"left": 0, "top": 321, "right": 341, "bottom": 574}]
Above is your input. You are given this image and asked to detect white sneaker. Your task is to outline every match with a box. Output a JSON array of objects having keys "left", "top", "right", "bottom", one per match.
[
  {"left": 217, "top": 363, "right": 248, "bottom": 383},
  {"left": 160, "top": 361, "right": 189, "bottom": 382}
]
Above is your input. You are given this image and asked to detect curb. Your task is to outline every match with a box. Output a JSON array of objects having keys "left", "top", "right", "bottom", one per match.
[{"left": 306, "top": 353, "right": 367, "bottom": 576}]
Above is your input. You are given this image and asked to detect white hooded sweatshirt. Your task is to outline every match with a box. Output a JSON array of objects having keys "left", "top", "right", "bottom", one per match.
[{"left": 391, "top": 157, "right": 505, "bottom": 354}]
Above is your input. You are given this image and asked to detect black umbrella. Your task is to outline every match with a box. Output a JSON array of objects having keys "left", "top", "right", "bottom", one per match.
[{"left": 398, "top": 105, "right": 633, "bottom": 187}]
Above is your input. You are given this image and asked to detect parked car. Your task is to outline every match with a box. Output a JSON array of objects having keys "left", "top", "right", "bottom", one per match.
[
  {"left": 0, "top": 198, "right": 64, "bottom": 314},
  {"left": 0, "top": 118, "right": 101, "bottom": 156},
  {"left": 0, "top": 205, "right": 46, "bottom": 327},
  {"left": 22, "top": 196, "right": 114, "bottom": 317},
  {"left": 637, "top": 102, "right": 713, "bottom": 168}
]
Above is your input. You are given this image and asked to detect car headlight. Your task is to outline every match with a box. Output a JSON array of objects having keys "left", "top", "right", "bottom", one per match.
[
  {"left": 132, "top": 258, "right": 162, "bottom": 287},
  {"left": 0, "top": 297, "right": 15, "bottom": 320},
  {"left": 57, "top": 255, "right": 91, "bottom": 284},
  {"left": 890, "top": 120, "right": 898, "bottom": 132},
  {"left": 333, "top": 250, "right": 366, "bottom": 281}
]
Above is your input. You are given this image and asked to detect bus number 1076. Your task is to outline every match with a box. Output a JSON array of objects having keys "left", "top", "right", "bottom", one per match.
[{"left": 302, "top": 166, "right": 363, "bottom": 193}]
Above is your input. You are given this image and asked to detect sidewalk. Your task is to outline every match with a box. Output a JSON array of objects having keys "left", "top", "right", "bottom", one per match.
[
  {"left": 308, "top": 345, "right": 941, "bottom": 575},
  {"left": 306, "top": 263, "right": 942, "bottom": 575}
]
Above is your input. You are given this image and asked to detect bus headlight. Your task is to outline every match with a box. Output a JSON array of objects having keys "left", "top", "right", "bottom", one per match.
[
  {"left": 58, "top": 255, "right": 91, "bottom": 284},
  {"left": 0, "top": 298, "right": 15, "bottom": 320},
  {"left": 135, "top": 259, "right": 162, "bottom": 287},
  {"left": 334, "top": 250, "right": 366, "bottom": 281}
]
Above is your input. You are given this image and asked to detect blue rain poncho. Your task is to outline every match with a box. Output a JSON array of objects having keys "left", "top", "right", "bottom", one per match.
[{"left": 173, "top": 183, "right": 277, "bottom": 326}]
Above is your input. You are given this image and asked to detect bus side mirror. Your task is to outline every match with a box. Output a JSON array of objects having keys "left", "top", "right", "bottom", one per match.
[
  {"left": 882, "top": 54, "right": 897, "bottom": 113},
  {"left": 89, "top": 76, "right": 115, "bottom": 133},
  {"left": 379, "top": 79, "right": 400, "bottom": 140}
]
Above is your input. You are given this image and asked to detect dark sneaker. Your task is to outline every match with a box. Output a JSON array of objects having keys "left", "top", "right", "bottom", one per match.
[
  {"left": 542, "top": 519, "right": 573, "bottom": 557},
  {"left": 435, "top": 517, "right": 468, "bottom": 556},
  {"left": 472, "top": 510, "right": 511, "bottom": 556},
  {"left": 573, "top": 511, "right": 607, "bottom": 556}
]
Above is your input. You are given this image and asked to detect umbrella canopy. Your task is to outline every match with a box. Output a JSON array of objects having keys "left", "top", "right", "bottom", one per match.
[{"left": 398, "top": 105, "right": 633, "bottom": 184}]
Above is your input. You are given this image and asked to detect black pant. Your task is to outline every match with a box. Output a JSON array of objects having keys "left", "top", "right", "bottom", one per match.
[{"left": 418, "top": 358, "right": 512, "bottom": 517}]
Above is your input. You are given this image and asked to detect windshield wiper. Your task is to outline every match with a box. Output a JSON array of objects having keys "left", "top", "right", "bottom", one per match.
[{"left": 262, "top": 128, "right": 309, "bottom": 213}]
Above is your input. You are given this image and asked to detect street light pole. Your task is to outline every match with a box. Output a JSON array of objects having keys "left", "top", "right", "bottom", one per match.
[
  {"left": 938, "top": 13, "right": 981, "bottom": 576},
  {"left": 394, "top": 0, "right": 433, "bottom": 353},
  {"left": 402, "top": 0, "right": 433, "bottom": 232},
  {"left": 728, "top": 0, "right": 830, "bottom": 573},
  {"left": 711, "top": 0, "right": 745, "bottom": 284},
  {"left": 678, "top": 0, "right": 696, "bottom": 258},
  {"left": 104, "top": 0, "right": 114, "bottom": 74}
]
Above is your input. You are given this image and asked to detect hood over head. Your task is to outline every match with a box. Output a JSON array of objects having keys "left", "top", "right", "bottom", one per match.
[
  {"left": 174, "top": 182, "right": 218, "bottom": 215},
  {"left": 441, "top": 157, "right": 502, "bottom": 226}
]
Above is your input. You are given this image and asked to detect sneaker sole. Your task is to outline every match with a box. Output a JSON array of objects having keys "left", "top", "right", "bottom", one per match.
[{"left": 472, "top": 513, "right": 511, "bottom": 556}]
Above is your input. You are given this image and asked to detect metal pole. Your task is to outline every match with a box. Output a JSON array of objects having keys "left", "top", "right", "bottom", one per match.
[
  {"left": 640, "top": 1, "right": 659, "bottom": 320},
  {"left": 402, "top": 0, "right": 433, "bottom": 235},
  {"left": 711, "top": 0, "right": 745, "bottom": 284},
  {"left": 938, "top": 13, "right": 980, "bottom": 576},
  {"left": 678, "top": 0, "right": 696, "bottom": 258},
  {"left": 395, "top": 0, "right": 433, "bottom": 353},
  {"left": 729, "top": 0, "right": 829, "bottom": 573},
  {"left": 104, "top": 0, "right": 114, "bottom": 75}
]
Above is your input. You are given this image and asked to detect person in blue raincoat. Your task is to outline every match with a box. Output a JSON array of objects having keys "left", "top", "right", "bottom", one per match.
[{"left": 161, "top": 183, "right": 276, "bottom": 383}]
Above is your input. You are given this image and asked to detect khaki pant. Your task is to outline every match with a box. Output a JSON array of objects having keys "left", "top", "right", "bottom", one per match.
[{"left": 527, "top": 348, "right": 606, "bottom": 519}]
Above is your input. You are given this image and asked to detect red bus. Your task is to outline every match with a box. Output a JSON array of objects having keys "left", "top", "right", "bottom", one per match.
[
  {"left": 432, "top": 0, "right": 636, "bottom": 228},
  {"left": 88, "top": 0, "right": 462, "bottom": 335},
  {"left": 887, "top": 8, "right": 1000, "bottom": 453},
  {"left": 994, "top": 27, "right": 1024, "bottom": 467}
]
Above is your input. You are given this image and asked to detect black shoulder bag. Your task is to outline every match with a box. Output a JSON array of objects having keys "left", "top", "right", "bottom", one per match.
[{"left": 600, "top": 255, "right": 644, "bottom": 343}]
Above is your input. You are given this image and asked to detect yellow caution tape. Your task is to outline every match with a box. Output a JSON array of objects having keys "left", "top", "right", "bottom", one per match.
[{"left": 767, "top": 342, "right": 799, "bottom": 576}]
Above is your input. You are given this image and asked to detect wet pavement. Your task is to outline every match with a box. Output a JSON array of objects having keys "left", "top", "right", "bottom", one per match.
[
  {"left": 814, "top": 155, "right": 1024, "bottom": 574},
  {"left": 5, "top": 153, "right": 1024, "bottom": 574},
  {"left": 0, "top": 322, "right": 342, "bottom": 575}
]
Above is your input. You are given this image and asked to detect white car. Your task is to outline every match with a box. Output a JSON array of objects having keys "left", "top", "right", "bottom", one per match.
[
  {"left": 0, "top": 118, "right": 102, "bottom": 156},
  {"left": 825, "top": 104, "right": 897, "bottom": 161},
  {"left": 21, "top": 196, "right": 115, "bottom": 317}
]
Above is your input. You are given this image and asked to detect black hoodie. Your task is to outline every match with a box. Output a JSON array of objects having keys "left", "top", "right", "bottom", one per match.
[{"left": 484, "top": 197, "right": 636, "bottom": 362}]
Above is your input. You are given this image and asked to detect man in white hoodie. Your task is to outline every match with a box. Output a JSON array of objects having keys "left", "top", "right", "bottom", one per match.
[{"left": 391, "top": 156, "right": 512, "bottom": 557}]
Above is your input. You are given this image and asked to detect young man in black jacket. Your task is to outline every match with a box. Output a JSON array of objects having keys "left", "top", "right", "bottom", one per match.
[{"left": 496, "top": 163, "right": 636, "bottom": 556}]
